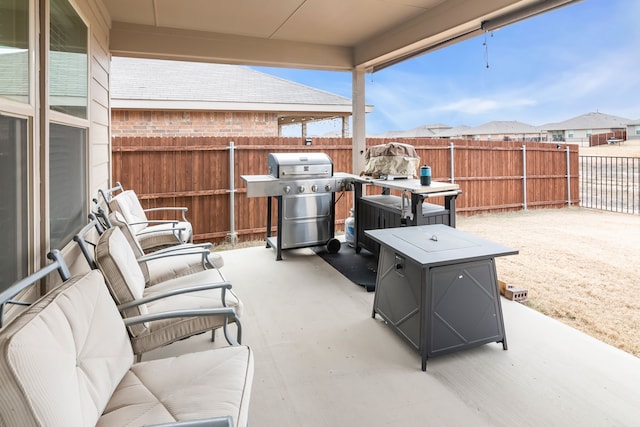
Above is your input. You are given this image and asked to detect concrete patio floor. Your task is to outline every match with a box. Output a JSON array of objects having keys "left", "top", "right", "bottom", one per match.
[{"left": 146, "top": 243, "right": 640, "bottom": 427}]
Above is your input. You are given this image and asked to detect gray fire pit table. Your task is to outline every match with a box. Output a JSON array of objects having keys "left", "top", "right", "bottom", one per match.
[{"left": 365, "top": 224, "right": 518, "bottom": 371}]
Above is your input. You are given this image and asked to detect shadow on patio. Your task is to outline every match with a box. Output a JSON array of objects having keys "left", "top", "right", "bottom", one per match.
[{"left": 145, "top": 244, "right": 640, "bottom": 427}]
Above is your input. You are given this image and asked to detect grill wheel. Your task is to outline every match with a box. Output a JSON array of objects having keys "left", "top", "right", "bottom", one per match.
[{"left": 326, "top": 238, "right": 341, "bottom": 254}]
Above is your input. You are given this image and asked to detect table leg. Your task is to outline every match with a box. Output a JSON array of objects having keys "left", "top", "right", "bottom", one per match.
[
  {"left": 266, "top": 197, "right": 272, "bottom": 248},
  {"left": 276, "top": 196, "right": 283, "bottom": 261}
]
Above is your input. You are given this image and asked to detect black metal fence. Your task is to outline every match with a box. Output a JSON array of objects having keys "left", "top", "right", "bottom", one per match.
[{"left": 579, "top": 156, "right": 640, "bottom": 214}]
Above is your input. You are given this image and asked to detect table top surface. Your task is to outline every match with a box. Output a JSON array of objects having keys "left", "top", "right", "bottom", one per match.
[
  {"left": 353, "top": 177, "right": 460, "bottom": 195},
  {"left": 365, "top": 224, "right": 518, "bottom": 267}
]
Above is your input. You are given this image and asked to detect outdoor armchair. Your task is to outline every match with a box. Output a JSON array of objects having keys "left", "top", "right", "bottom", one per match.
[
  {"left": 75, "top": 213, "right": 224, "bottom": 286},
  {"left": 94, "top": 226, "right": 243, "bottom": 358},
  {"left": 107, "top": 209, "right": 224, "bottom": 270},
  {"left": 99, "top": 182, "right": 193, "bottom": 251},
  {"left": 0, "top": 254, "right": 253, "bottom": 427}
]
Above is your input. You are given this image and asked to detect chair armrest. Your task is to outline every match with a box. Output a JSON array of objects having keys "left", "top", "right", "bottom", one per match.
[
  {"left": 137, "top": 247, "right": 210, "bottom": 269},
  {"left": 135, "top": 225, "right": 186, "bottom": 237},
  {"left": 152, "top": 243, "right": 213, "bottom": 254},
  {"left": 143, "top": 206, "right": 189, "bottom": 222},
  {"left": 123, "top": 307, "right": 241, "bottom": 346},
  {"left": 143, "top": 207, "right": 188, "bottom": 213},
  {"left": 129, "top": 219, "right": 180, "bottom": 227},
  {"left": 137, "top": 247, "right": 209, "bottom": 262},
  {"left": 146, "top": 244, "right": 217, "bottom": 269},
  {"left": 147, "top": 416, "right": 234, "bottom": 427},
  {"left": 117, "top": 282, "right": 233, "bottom": 311}
]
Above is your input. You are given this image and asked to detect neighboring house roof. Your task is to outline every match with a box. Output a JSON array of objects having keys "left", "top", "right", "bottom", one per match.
[
  {"left": 377, "top": 114, "right": 634, "bottom": 140},
  {"left": 463, "top": 120, "right": 543, "bottom": 136},
  {"left": 371, "top": 123, "right": 452, "bottom": 138},
  {"left": 434, "top": 125, "right": 472, "bottom": 138},
  {"left": 541, "top": 112, "right": 631, "bottom": 131},
  {"left": 388, "top": 125, "right": 437, "bottom": 138},
  {"left": 110, "top": 57, "right": 360, "bottom": 115}
]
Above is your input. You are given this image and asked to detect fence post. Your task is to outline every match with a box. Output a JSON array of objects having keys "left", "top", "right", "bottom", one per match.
[
  {"left": 566, "top": 145, "right": 571, "bottom": 206},
  {"left": 227, "top": 141, "right": 238, "bottom": 246},
  {"left": 522, "top": 145, "right": 527, "bottom": 210},
  {"left": 449, "top": 142, "right": 455, "bottom": 183}
]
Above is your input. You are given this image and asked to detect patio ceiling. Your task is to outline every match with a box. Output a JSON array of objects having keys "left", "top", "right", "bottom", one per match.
[{"left": 104, "top": 0, "right": 582, "bottom": 72}]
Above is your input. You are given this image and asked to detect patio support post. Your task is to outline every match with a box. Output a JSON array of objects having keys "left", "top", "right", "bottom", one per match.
[
  {"left": 352, "top": 67, "right": 367, "bottom": 175},
  {"left": 227, "top": 141, "right": 238, "bottom": 246},
  {"left": 522, "top": 145, "right": 527, "bottom": 210}
]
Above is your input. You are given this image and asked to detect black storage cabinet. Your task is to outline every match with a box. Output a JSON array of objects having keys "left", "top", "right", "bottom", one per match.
[{"left": 353, "top": 179, "right": 460, "bottom": 256}]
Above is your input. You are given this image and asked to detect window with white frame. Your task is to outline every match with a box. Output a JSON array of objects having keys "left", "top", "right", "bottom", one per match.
[
  {"left": 0, "top": 114, "right": 29, "bottom": 290},
  {"left": 0, "top": 0, "right": 30, "bottom": 290},
  {"left": 49, "top": 0, "right": 87, "bottom": 118},
  {"left": 49, "top": 123, "right": 87, "bottom": 249},
  {"left": 48, "top": 0, "right": 88, "bottom": 249},
  {"left": 0, "top": 0, "right": 30, "bottom": 104}
]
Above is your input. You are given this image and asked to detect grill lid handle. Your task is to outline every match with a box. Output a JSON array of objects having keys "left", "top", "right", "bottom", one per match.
[{"left": 281, "top": 170, "right": 331, "bottom": 176}]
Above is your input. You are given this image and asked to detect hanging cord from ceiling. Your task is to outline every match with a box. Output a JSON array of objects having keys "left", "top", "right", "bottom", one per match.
[{"left": 482, "top": 31, "right": 493, "bottom": 69}]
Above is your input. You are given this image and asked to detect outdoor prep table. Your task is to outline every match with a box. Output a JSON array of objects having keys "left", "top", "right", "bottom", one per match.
[
  {"left": 365, "top": 224, "right": 518, "bottom": 371},
  {"left": 352, "top": 177, "right": 461, "bottom": 256}
]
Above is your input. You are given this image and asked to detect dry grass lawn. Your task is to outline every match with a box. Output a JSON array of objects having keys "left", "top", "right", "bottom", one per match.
[
  {"left": 457, "top": 207, "right": 640, "bottom": 358},
  {"left": 462, "top": 140, "right": 640, "bottom": 358}
]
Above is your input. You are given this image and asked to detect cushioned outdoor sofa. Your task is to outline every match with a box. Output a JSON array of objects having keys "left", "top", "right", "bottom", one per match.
[{"left": 0, "top": 254, "right": 253, "bottom": 427}]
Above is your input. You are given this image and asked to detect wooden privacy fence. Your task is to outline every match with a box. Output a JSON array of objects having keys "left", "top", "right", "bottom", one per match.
[
  {"left": 589, "top": 131, "right": 627, "bottom": 147},
  {"left": 112, "top": 136, "right": 579, "bottom": 244}
]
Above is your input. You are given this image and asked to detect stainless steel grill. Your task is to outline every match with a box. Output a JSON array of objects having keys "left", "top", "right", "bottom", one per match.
[{"left": 242, "top": 152, "right": 351, "bottom": 260}]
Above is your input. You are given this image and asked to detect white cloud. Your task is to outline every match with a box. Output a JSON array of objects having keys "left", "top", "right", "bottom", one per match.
[{"left": 429, "top": 97, "right": 537, "bottom": 115}]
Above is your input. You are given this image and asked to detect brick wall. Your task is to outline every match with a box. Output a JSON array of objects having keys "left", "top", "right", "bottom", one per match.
[{"left": 111, "top": 110, "right": 279, "bottom": 137}]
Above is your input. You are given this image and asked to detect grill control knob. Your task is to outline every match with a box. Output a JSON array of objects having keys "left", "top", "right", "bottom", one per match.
[
  {"left": 324, "top": 183, "right": 332, "bottom": 192},
  {"left": 311, "top": 184, "right": 318, "bottom": 192},
  {"left": 298, "top": 186, "right": 305, "bottom": 193},
  {"left": 283, "top": 185, "right": 291, "bottom": 194}
]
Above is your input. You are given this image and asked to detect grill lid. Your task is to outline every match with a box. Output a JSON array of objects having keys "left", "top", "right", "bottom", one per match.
[{"left": 268, "top": 152, "right": 333, "bottom": 178}]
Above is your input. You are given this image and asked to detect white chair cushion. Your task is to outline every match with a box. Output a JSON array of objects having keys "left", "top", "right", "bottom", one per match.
[
  {"left": 109, "top": 211, "right": 145, "bottom": 257},
  {"left": 96, "top": 227, "right": 243, "bottom": 357},
  {"left": 138, "top": 222, "right": 193, "bottom": 251},
  {"left": 0, "top": 269, "right": 253, "bottom": 427},
  {"left": 98, "top": 346, "right": 254, "bottom": 427},
  {"left": 109, "top": 190, "right": 148, "bottom": 234},
  {"left": 95, "top": 227, "right": 150, "bottom": 336},
  {"left": 109, "top": 211, "right": 223, "bottom": 285},
  {"left": 0, "top": 270, "right": 133, "bottom": 427}
]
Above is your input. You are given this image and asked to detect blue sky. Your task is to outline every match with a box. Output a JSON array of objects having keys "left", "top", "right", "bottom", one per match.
[{"left": 253, "top": 0, "right": 640, "bottom": 136}]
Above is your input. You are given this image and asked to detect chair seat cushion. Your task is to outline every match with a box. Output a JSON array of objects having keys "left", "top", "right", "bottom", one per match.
[
  {"left": 0, "top": 271, "right": 134, "bottom": 427},
  {"left": 131, "top": 269, "right": 243, "bottom": 355},
  {"left": 98, "top": 345, "right": 254, "bottom": 427},
  {"left": 138, "top": 222, "right": 193, "bottom": 251},
  {"left": 109, "top": 190, "right": 193, "bottom": 251},
  {"left": 146, "top": 251, "right": 224, "bottom": 285},
  {"left": 144, "top": 269, "right": 241, "bottom": 316}
]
